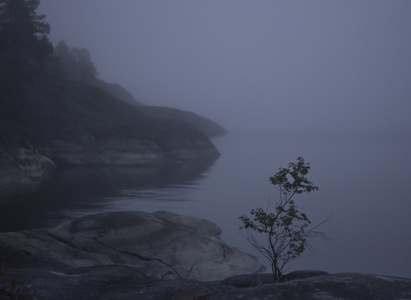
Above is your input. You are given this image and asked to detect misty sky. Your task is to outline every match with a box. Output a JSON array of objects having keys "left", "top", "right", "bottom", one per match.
[{"left": 38, "top": 1, "right": 411, "bottom": 133}]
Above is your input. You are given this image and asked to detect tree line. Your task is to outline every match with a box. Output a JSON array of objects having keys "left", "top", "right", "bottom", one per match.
[
  {"left": 0, "top": 0, "right": 98, "bottom": 89},
  {"left": 0, "top": 0, "right": 53, "bottom": 80},
  {"left": 53, "top": 40, "right": 98, "bottom": 84}
]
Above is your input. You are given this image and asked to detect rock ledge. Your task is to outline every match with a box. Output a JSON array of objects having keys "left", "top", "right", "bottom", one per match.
[{"left": 1, "top": 212, "right": 411, "bottom": 299}]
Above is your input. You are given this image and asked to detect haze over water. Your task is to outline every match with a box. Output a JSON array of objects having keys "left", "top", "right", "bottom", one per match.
[
  {"left": 106, "top": 129, "right": 411, "bottom": 278},
  {"left": 7, "top": 0, "right": 407, "bottom": 278},
  {"left": 38, "top": 1, "right": 411, "bottom": 134},
  {"left": 1, "top": 130, "right": 410, "bottom": 278}
]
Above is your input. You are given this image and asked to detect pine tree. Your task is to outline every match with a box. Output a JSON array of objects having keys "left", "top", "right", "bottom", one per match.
[{"left": 0, "top": 0, "right": 53, "bottom": 78}]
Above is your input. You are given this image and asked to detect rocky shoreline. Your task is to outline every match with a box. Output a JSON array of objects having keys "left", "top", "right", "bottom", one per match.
[
  {"left": 0, "top": 76, "right": 222, "bottom": 191},
  {"left": 1, "top": 211, "right": 411, "bottom": 299}
]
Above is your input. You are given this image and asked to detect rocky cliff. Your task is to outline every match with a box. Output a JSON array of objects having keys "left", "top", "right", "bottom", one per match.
[
  {"left": 54, "top": 41, "right": 227, "bottom": 138},
  {"left": 139, "top": 106, "right": 228, "bottom": 137},
  {"left": 92, "top": 78, "right": 143, "bottom": 106},
  {"left": 0, "top": 76, "right": 220, "bottom": 190},
  {"left": 93, "top": 78, "right": 228, "bottom": 137}
]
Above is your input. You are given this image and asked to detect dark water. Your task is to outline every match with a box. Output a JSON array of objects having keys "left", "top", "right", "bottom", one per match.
[{"left": 1, "top": 130, "right": 411, "bottom": 278}]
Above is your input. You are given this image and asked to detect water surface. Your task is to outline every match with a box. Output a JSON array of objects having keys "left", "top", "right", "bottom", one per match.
[{"left": 1, "top": 130, "right": 410, "bottom": 278}]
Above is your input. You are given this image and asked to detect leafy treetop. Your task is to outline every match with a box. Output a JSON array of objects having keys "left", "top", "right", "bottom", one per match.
[{"left": 238, "top": 157, "right": 325, "bottom": 283}]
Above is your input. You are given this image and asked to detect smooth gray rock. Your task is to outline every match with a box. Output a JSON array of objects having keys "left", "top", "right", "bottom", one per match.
[
  {"left": 47, "top": 211, "right": 262, "bottom": 281},
  {"left": 3, "top": 212, "right": 409, "bottom": 299},
  {"left": 0, "top": 211, "right": 262, "bottom": 282},
  {"left": 152, "top": 210, "right": 222, "bottom": 236}
]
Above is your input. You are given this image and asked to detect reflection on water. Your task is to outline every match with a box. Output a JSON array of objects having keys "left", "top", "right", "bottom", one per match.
[
  {"left": 0, "top": 159, "right": 217, "bottom": 232},
  {"left": 1, "top": 130, "right": 411, "bottom": 279}
]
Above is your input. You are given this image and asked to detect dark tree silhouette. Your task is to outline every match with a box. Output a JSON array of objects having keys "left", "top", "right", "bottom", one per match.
[
  {"left": 53, "top": 40, "right": 73, "bottom": 79},
  {"left": 0, "top": 0, "right": 53, "bottom": 78},
  {"left": 54, "top": 40, "right": 98, "bottom": 83},
  {"left": 238, "top": 157, "right": 328, "bottom": 282},
  {"left": 69, "top": 47, "right": 97, "bottom": 83}
]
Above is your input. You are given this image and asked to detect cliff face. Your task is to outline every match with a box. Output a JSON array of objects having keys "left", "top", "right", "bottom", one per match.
[
  {"left": 91, "top": 78, "right": 228, "bottom": 137},
  {"left": 0, "top": 76, "right": 219, "bottom": 190},
  {"left": 92, "top": 78, "right": 143, "bottom": 106},
  {"left": 139, "top": 106, "right": 228, "bottom": 137}
]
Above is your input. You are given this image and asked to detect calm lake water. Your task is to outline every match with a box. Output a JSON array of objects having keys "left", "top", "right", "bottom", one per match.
[{"left": 1, "top": 130, "right": 411, "bottom": 278}]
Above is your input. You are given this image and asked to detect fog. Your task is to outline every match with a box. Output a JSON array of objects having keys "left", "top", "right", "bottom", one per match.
[{"left": 38, "top": 0, "right": 411, "bottom": 133}]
